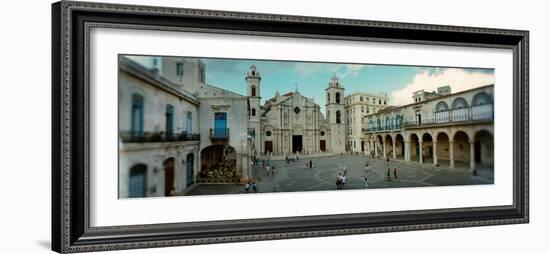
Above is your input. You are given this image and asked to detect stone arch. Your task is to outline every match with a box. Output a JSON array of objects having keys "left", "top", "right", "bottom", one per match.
[
  {"left": 200, "top": 145, "right": 238, "bottom": 180},
  {"left": 384, "top": 134, "right": 393, "bottom": 158},
  {"left": 452, "top": 130, "right": 471, "bottom": 165},
  {"left": 435, "top": 101, "right": 449, "bottom": 112},
  {"left": 472, "top": 92, "right": 492, "bottom": 106},
  {"left": 452, "top": 97, "right": 469, "bottom": 109},
  {"left": 409, "top": 133, "right": 421, "bottom": 161},
  {"left": 474, "top": 130, "right": 494, "bottom": 167},
  {"left": 435, "top": 131, "right": 451, "bottom": 165},
  {"left": 394, "top": 133, "right": 405, "bottom": 159},
  {"left": 335, "top": 92, "right": 341, "bottom": 104}
]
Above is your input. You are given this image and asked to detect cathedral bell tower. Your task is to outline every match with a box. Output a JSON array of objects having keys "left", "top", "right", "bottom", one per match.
[
  {"left": 325, "top": 74, "right": 346, "bottom": 153},
  {"left": 246, "top": 65, "right": 262, "bottom": 157}
]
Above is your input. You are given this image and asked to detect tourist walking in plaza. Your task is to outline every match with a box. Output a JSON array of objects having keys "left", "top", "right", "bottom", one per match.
[
  {"left": 341, "top": 174, "right": 347, "bottom": 189},
  {"left": 252, "top": 182, "right": 258, "bottom": 193},
  {"left": 309, "top": 159, "right": 313, "bottom": 169},
  {"left": 266, "top": 165, "right": 271, "bottom": 176},
  {"left": 336, "top": 173, "right": 343, "bottom": 189},
  {"left": 393, "top": 167, "right": 398, "bottom": 180}
]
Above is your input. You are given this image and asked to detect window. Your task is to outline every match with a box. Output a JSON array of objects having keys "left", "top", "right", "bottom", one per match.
[
  {"left": 251, "top": 85, "right": 256, "bottom": 97},
  {"left": 165, "top": 104, "right": 174, "bottom": 136},
  {"left": 252, "top": 108, "right": 256, "bottom": 116},
  {"left": 266, "top": 131, "right": 272, "bottom": 136},
  {"left": 336, "top": 111, "right": 341, "bottom": 124},
  {"left": 131, "top": 93, "right": 144, "bottom": 137},
  {"left": 335, "top": 92, "right": 341, "bottom": 104},
  {"left": 186, "top": 111, "right": 192, "bottom": 135},
  {"left": 373, "top": 98, "right": 376, "bottom": 103},
  {"left": 379, "top": 99, "right": 381, "bottom": 105},
  {"left": 360, "top": 96, "right": 363, "bottom": 102},
  {"left": 320, "top": 131, "right": 325, "bottom": 136},
  {"left": 384, "top": 100, "right": 387, "bottom": 105},
  {"left": 361, "top": 106, "right": 364, "bottom": 112},
  {"left": 176, "top": 63, "right": 184, "bottom": 77},
  {"left": 327, "top": 93, "right": 330, "bottom": 103}
]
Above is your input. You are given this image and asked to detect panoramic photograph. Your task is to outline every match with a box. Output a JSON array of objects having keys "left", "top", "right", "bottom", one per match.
[{"left": 118, "top": 54, "right": 495, "bottom": 198}]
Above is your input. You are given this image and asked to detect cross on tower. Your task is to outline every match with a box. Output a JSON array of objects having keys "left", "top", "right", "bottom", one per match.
[{"left": 294, "top": 83, "right": 299, "bottom": 93}]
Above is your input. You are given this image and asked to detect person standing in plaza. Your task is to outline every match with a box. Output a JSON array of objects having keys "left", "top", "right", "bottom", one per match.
[
  {"left": 336, "top": 173, "right": 342, "bottom": 189},
  {"left": 245, "top": 182, "right": 250, "bottom": 193},
  {"left": 363, "top": 177, "right": 369, "bottom": 189},
  {"left": 271, "top": 166, "right": 275, "bottom": 176},
  {"left": 266, "top": 165, "right": 271, "bottom": 176},
  {"left": 252, "top": 182, "right": 258, "bottom": 193},
  {"left": 309, "top": 159, "right": 313, "bottom": 169},
  {"left": 386, "top": 168, "right": 392, "bottom": 181},
  {"left": 341, "top": 174, "right": 347, "bottom": 189},
  {"left": 393, "top": 167, "right": 398, "bottom": 180}
]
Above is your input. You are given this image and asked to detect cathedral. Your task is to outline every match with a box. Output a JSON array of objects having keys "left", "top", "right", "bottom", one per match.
[{"left": 246, "top": 66, "right": 347, "bottom": 157}]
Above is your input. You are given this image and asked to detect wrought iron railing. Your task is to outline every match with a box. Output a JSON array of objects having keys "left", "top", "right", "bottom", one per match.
[
  {"left": 210, "top": 128, "right": 230, "bottom": 139},
  {"left": 120, "top": 131, "right": 200, "bottom": 143},
  {"left": 363, "top": 105, "right": 493, "bottom": 132}
]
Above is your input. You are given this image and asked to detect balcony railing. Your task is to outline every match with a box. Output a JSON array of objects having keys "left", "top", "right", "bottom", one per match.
[
  {"left": 210, "top": 128, "right": 230, "bottom": 140},
  {"left": 120, "top": 131, "right": 200, "bottom": 143},
  {"left": 363, "top": 105, "right": 493, "bottom": 132}
]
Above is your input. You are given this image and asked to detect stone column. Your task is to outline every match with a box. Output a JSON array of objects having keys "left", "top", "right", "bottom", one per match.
[
  {"left": 374, "top": 141, "right": 379, "bottom": 157},
  {"left": 449, "top": 141, "right": 455, "bottom": 169},
  {"left": 433, "top": 141, "right": 438, "bottom": 165},
  {"left": 469, "top": 141, "right": 476, "bottom": 171},
  {"left": 383, "top": 141, "right": 387, "bottom": 158},
  {"left": 404, "top": 141, "right": 410, "bottom": 161},
  {"left": 419, "top": 141, "right": 423, "bottom": 164},
  {"left": 392, "top": 140, "right": 397, "bottom": 160}
]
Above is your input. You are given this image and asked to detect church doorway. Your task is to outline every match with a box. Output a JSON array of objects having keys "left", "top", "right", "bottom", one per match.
[
  {"left": 264, "top": 141, "right": 273, "bottom": 154},
  {"left": 292, "top": 135, "right": 303, "bottom": 153},
  {"left": 320, "top": 140, "right": 326, "bottom": 152}
]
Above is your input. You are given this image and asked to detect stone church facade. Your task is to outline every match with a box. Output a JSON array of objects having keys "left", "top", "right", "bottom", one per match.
[{"left": 248, "top": 69, "right": 347, "bottom": 157}]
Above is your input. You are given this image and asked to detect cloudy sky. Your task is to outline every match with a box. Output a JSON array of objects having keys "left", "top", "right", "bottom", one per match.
[{"left": 128, "top": 55, "right": 495, "bottom": 110}]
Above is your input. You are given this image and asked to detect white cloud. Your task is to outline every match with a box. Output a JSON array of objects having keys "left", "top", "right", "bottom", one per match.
[
  {"left": 390, "top": 68, "right": 495, "bottom": 106},
  {"left": 293, "top": 63, "right": 368, "bottom": 78}
]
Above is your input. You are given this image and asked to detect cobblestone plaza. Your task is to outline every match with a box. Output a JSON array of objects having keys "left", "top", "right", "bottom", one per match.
[{"left": 184, "top": 154, "right": 493, "bottom": 196}]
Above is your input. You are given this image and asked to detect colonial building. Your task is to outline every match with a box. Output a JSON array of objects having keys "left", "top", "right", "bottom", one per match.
[
  {"left": 344, "top": 91, "right": 389, "bottom": 153},
  {"left": 118, "top": 56, "right": 251, "bottom": 198},
  {"left": 362, "top": 84, "right": 494, "bottom": 171}
]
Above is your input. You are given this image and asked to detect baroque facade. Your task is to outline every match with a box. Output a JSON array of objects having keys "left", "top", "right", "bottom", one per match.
[
  {"left": 362, "top": 85, "right": 494, "bottom": 171},
  {"left": 254, "top": 74, "right": 347, "bottom": 156}
]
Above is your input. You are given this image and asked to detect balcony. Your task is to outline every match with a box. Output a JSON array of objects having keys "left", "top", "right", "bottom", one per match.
[
  {"left": 120, "top": 131, "right": 200, "bottom": 143},
  {"left": 210, "top": 128, "right": 230, "bottom": 140},
  {"left": 363, "top": 105, "right": 493, "bottom": 132}
]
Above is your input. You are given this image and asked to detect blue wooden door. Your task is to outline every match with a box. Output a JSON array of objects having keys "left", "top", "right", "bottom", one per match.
[
  {"left": 129, "top": 165, "right": 146, "bottom": 198},
  {"left": 214, "top": 112, "right": 227, "bottom": 136},
  {"left": 186, "top": 154, "right": 194, "bottom": 185}
]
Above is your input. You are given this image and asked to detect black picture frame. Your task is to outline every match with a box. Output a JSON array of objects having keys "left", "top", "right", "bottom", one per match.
[{"left": 51, "top": 1, "right": 529, "bottom": 253}]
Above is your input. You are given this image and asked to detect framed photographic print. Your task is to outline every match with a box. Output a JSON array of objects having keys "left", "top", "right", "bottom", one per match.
[{"left": 51, "top": 1, "right": 529, "bottom": 253}]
